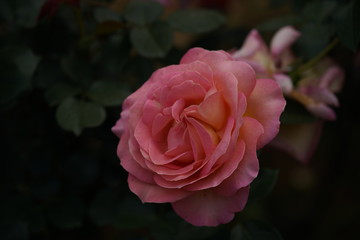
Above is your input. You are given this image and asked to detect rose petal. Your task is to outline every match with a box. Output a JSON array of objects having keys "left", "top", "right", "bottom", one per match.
[
  {"left": 217, "top": 60, "right": 257, "bottom": 97},
  {"left": 128, "top": 174, "right": 191, "bottom": 203},
  {"left": 213, "top": 71, "right": 239, "bottom": 116},
  {"left": 213, "top": 117, "right": 262, "bottom": 196},
  {"left": 167, "top": 80, "right": 207, "bottom": 106},
  {"left": 180, "top": 48, "right": 209, "bottom": 64},
  {"left": 185, "top": 91, "right": 227, "bottom": 130},
  {"left": 172, "top": 186, "right": 249, "bottom": 226},
  {"left": 118, "top": 132, "right": 155, "bottom": 184},
  {"left": 246, "top": 78, "right": 286, "bottom": 148},
  {"left": 181, "top": 48, "right": 232, "bottom": 68}
]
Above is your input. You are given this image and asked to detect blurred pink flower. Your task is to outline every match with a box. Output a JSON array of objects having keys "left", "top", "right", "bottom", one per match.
[
  {"left": 232, "top": 26, "right": 300, "bottom": 94},
  {"left": 290, "top": 58, "right": 344, "bottom": 121},
  {"left": 232, "top": 26, "right": 344, "bottom": 163},
  {"left": 232, "top": 26, "right": 344, "bottom": 121}
]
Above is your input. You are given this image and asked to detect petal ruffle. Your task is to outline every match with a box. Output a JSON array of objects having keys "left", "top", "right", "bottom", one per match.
[
  {"left": 172, "top": 186, "right": 249, "bottom": 227},
  {"left": 128, "top": 174, "right": 191, "bottom": 203},
  {"left": 246, "top": 78, "right": 286, "bottom": 148}
]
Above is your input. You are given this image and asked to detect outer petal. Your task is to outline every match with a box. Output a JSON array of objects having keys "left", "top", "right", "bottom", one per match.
[
  {"left": 180, "top": 47, "right": 232, "bottom": 65},
  {"left": 216, "top": 61, "right": 257, "bottom": 97},
  {"left": 118, "top": 131, "right": 154, "bottom": 184},
  {"left": 128, "top": 174, "right": 191, "bottom": 203},
  {"left": 180, "top": 47, "right": 209, "bottom": 64},
  {"left": 270, "top": 26, "right": 300, "bottom": 58},
  {"left": 172, "top": 186, "right": 249, "bottom": 227},
  {"left": 213, "top": 117, "right": 262, "bottom": 196},
  {"left": 245, "top": 78, "right": 286, "bottom": 148}
]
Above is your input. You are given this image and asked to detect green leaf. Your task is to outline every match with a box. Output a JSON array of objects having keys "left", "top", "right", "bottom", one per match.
[
  {"left": 124, "top": 0, "right": 163, "bottom": 26},
  {"left": 168, "top": 10, "right": 226, "bottom": 33},
  {"left": 16, "top": 0, "right": 47, "bottom": 28},
  {"left": 87, "top": 81, "right": 129, "bottom": 106},
  {"left": 302, "top": 1, "right": 337, "bottom": 23},
  {"left": 13, "top": 47, "right": 40, "bottom": 81},
  {"left": 334, "top": 1, "right": 360, "bottom": 51},
  {"left": 0, "top": 46, "right": 40, "bottom": 108},
  {"left": 61, "top": 53, "right": 93, "bottom": 86},
  {"left": 47, "top": 194, "right": 84, "bottom": 229},
  {"left": 34, "top": 59, "right": 69, "bottom": 89},
  {"left": 130, "top": 21, "right": 173, "bottom": 58},
  {"left": 45, "top": 82, "right": 82, "bottom": 106},
  {"left": 0, "top": 1, "right": 13, "bottom": 22},
  {"left": 230, "top": 224, "right": 252, "bottom": 240},
  {"left": 249, "top": 168, "right": 279, "bottom": 202},
  {"left": 295, "top": 23, "right": 334, "bottom": 60},
  {"left": 94, "top": 7, "right": 122, "bottom": 22},
  {"left": 257, "top": 15, "right": 303, "bottom": 32},
  {"left": 0, "top": 0, "right": 47, "bottom": 27},
  {"left": 243, "top": 220, "right": 283, "bottom": 240},
  {"left": 56, "top": 97, "right": 106, "bottom": 135}
]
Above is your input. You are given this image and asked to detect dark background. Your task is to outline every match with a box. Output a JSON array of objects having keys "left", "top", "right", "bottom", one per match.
[{"left": 1, "top": 0, "right": 359, "bottom": 239}]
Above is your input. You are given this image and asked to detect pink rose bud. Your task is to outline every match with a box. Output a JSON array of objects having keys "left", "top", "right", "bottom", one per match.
[{"left": 112, "top": 48, "right": 286, "bottom": 226}]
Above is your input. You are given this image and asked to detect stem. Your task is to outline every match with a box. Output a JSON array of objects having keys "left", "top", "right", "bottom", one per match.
[{"left": 292, "top": 38, "right": 339, "bottom": 76}]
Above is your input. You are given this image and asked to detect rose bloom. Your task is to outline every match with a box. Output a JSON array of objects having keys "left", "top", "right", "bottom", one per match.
[{"left": 112, "top": 48, "right": 285, "bottom": 226}]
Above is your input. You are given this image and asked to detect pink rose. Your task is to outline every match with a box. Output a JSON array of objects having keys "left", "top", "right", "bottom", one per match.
[{"left": 112, "top": 48, "right": 285, "bottom": 226}]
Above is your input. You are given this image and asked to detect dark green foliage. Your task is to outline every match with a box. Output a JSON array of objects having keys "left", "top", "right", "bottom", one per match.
[
  {"left": 249, "top": 168, "right": 279, "bottom": 202},
  {"left": 259, "top": 0, "right": 359, "bottom": 58},
  {"left": 168, "top": 10, "right": 226, "bottom": 34},
  {"left": 334, "top": 0, "right": 360, "bottom": 51},
  {"left": 56, "top": 97, "right": 106, "bottom": 135},
  {"left": 0, "top": 0, "right": 356, "bottom": 239},
  {"left": 124, "top": 0, "right": 164, "bottom": 26},
  {"left": 130, "top": 21, "right": 173, "bottom": 58},
  {"left": 230, "top": 221, "right": 283, "bottom": 240}
]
